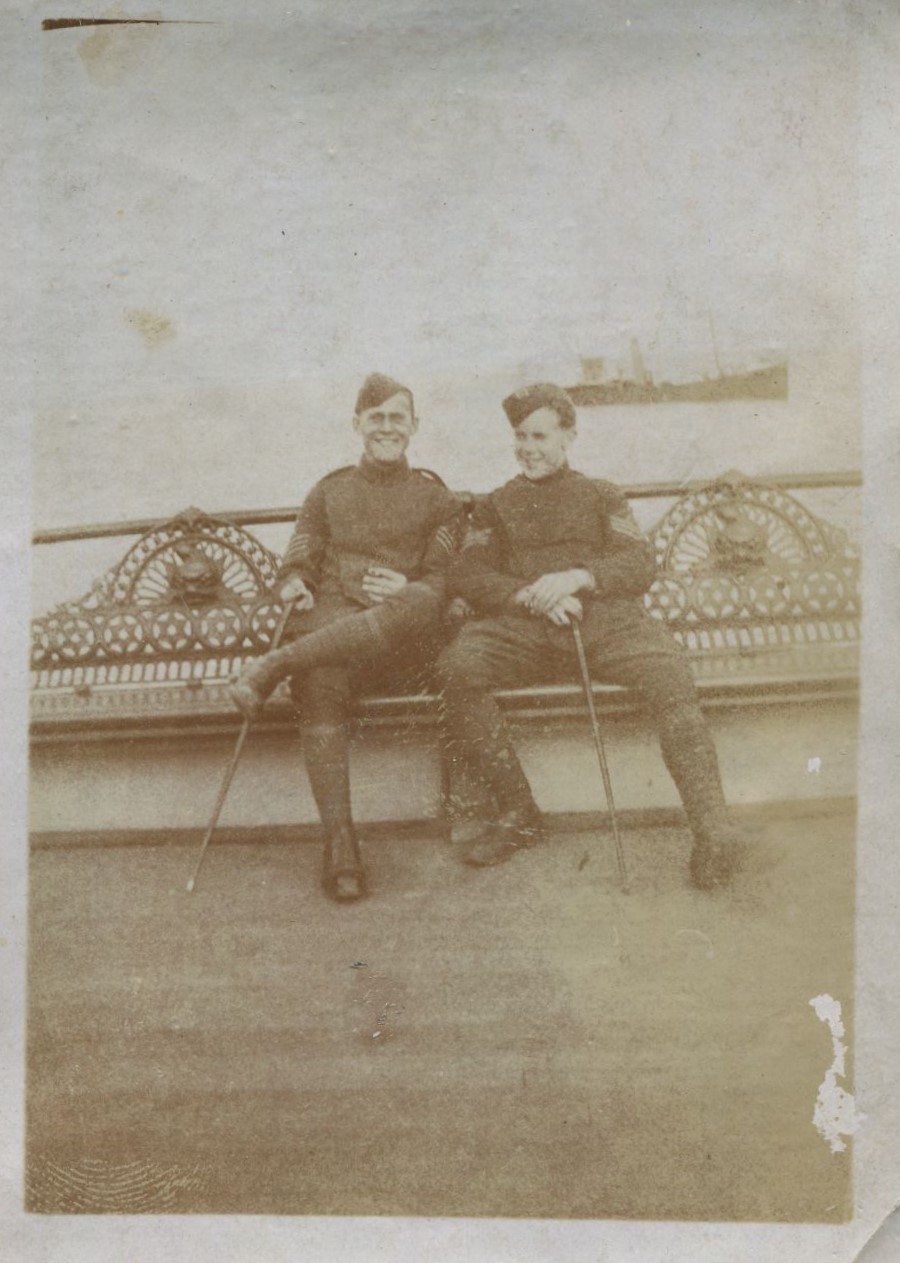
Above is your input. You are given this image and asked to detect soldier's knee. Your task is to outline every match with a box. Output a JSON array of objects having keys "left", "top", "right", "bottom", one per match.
[{"left": 435, "top": 637, "right": 485, "bottom": 691}]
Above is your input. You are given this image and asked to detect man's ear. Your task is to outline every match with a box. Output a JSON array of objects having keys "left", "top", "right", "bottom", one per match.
[
  {"left": 563, "top": 426, "right": 577, "bottom": 448},
  {"left": 409, "top": 414, "right": 420, "bottom": 436},
  {"left": 352, "top": 413, "right": 362, "bottom": 435}
]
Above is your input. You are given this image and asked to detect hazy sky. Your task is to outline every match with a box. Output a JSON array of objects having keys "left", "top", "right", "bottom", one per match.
[
  {"left": 37, "top": 4, "right": 854, "bottom": 397},
  {"left": 33, "top": 0, "right": 859, "bottom": 576}
]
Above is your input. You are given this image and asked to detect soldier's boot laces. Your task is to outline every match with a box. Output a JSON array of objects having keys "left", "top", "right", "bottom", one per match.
[
  {"left": 689, "top": 815, "right": 746, "bottom": 892},
  {"left": 322, "top": 824, "right": 366, "bottom": 902},
  {"left": 464, "top": 802, "right": 545, "bottom": 868}
]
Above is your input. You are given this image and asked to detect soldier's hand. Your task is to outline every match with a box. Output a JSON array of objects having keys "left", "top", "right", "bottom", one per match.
[
  {"left": 526, "top": 569, "right": 594, "bottom": 614},
  {"left": 279, "top": 574, "right": 315, "bottom": 610},
  {"left": 546, "top": 595, "right": 584, "bottom": 626},
  {"left": 362, "top": 566, "right": 408, "bottom": 603}
]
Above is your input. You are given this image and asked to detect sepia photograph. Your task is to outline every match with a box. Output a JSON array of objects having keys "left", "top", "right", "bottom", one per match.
[{"left": 7, "top": 1, "right": 900, "bottom": 1258}]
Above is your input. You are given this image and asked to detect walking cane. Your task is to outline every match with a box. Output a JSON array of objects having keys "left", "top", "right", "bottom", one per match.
[
  {"left": 186, "top": 598, "right": 296, "bottom": 893},
  {"left": 571, "top": 621, "right": 630, "bottom": 894}
]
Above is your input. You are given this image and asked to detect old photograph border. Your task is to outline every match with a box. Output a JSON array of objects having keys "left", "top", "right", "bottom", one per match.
[{"left": 3, "top": 1, "right": 900, "bottom": 1259}]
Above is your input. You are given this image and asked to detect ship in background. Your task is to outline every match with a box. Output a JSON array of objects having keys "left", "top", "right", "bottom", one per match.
[{"left": 568, "top": 327, "right": 788, "bottom": 406}]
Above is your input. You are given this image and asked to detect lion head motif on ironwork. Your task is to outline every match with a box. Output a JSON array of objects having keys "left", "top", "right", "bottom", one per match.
[
  {"left": 31, "top": 508, "right": 287, "bottom": 668},
  {"left": 165, "top": 541, "right": 226, "bottom": 606},
  {"left": 645, "top": 471, "right": 859, "bottom": 626}
]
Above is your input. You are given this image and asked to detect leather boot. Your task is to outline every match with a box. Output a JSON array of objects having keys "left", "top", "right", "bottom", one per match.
[
  {"left": 443, "top": 750, "right": 497, "bottom": 848},
  {"left": 321, "top": 823, "right": 366, "bottom": 902},
  {"left": 229, "top": 613, "right": 381, "bottom": 722},
  {"left": 302, "top": 722, "right": 367, "bottom": 903},
  {"left": 440, "top": 685, "right": 542, "bottom": 867},
  {"left": 229, "top": 655, "right": 286, "bottom": 722},
  {"left": 656, "top": 700, "right": 744, "bottom": 892},
  {"left": 231, "top": 597, "right": 437, "bottom": 722},
  {"left": 689, "top": 815, "right": 745, "bottom": 892}
]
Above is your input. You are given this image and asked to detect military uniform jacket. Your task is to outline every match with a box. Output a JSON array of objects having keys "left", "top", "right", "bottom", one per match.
[
  {"left": 277, "top": 457, "right": 462, "bottom": 607},
  {"left": 452, "top": 465, "right": 656, "bottom": 614}
]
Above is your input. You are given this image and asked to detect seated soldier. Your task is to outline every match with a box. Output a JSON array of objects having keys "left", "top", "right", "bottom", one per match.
[
  {"left": 230, "top": 372, "right": 461, "bottom": 903},
  {"left": 435, "top": 382, "right": 743, "bottom": 891}
]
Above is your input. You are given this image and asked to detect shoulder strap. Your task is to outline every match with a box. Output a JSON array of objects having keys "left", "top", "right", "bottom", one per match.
[
  {"left": 319, "top": 464, "right": 356, "bottom": 483},
  {"left": 414, "top": 467, "right": 448, "bottom": 487}
]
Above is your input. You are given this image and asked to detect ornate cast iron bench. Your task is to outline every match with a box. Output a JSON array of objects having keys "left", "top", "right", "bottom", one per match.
[{"left": 30, "top": 470, "right": 859, "bottom": 741}]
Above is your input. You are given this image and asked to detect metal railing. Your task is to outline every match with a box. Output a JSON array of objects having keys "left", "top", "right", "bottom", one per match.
[
  {"left": 29, "top": 468, "right": 862, "bottom": 736},
  {"left": 31, "top": 470, "right": 862, "bottom": 547}
]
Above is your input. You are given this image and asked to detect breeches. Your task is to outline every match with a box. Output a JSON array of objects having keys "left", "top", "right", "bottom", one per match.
[
  {"left": 435, "top": 606, "right": 729, "bottom": 834},
  {"left": 286, "top": 595, "right": 446, "bottom": 727},
  {"left": 436, "top": 605, "right": 695, "bottom": 715}
]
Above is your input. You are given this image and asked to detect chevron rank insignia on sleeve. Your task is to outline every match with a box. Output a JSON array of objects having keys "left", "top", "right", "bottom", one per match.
[
  {"left": 608, "top": 511, "right": 645, "bottom": 542},
  {"left": 434, "top": 525, "right": 456, "bottom": 553}
]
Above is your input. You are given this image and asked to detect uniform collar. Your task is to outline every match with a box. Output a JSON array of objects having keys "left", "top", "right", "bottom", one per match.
[
  {"left": 519, "top": 461, "right": 572, "bottom": 488},
  {"left": 358, "top": 455, "right": 411, "bottom": 483}
]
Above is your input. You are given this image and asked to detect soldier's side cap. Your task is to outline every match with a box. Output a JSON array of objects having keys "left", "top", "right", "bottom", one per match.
[
  {"left": 502, "top": 382, "right": 576, "bottom": 428},
  {"left": 355, "top": 372, "right": 414, "bottom": 415}
]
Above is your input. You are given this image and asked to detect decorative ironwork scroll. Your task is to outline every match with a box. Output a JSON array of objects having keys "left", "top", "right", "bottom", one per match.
[
  {"left": 641, "top": 471, "right": 860, "bottom": 677},
  {"left": 31, "top": 508, "right": 286, "bottom": 672},
  {"left": 30, "top": 474, "right": 861, "bottom": 716}
]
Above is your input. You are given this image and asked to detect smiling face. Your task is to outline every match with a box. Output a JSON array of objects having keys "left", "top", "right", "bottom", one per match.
[
  {"left": 353, "top": 390, "right": 418, "bottom": 464},
  {"left": 514, "top": 406, "right": 575, "bottom": 481}
]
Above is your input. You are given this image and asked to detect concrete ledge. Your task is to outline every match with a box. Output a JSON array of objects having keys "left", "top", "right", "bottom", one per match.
[
  {"left": 28, "top": 795, "right": 858, "bottom": 851},
  {"left": 29, "top": 686, "right": 858, "bottom": 835},
  {"left": 29, "top": 667, "right": 858, "bottom": 742}
]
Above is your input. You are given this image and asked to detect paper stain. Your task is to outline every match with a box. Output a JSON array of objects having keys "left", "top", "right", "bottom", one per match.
[
  {"left": 44, "top": 17, "right": 214, "bottom": 30},
  {"left": 125, "top": 308, "right": 176, "bottom": 346},
  {"left": 673, "top": 928, "right": 715, "bottom": 959},
  {"left": 352, "top": 968, "right": 407, "bottom": 1043},
  {"left": 809, "top": 993, "right": 864, "bottom": 1153},
  {"left": 74, "top": 7, "right": 163, "bottom": 86}
]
